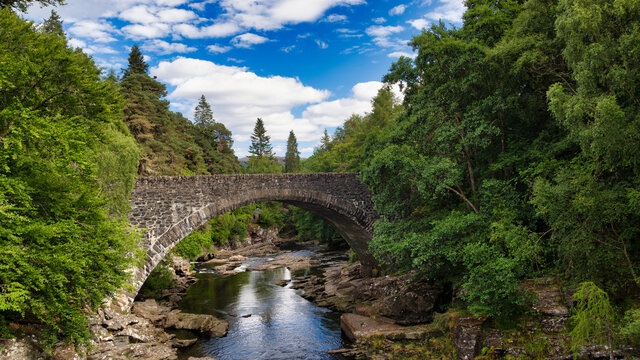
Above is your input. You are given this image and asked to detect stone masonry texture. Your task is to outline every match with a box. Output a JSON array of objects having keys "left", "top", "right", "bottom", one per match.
[{"left": 120, "top": 173, "right": 379, "bottom": 310}]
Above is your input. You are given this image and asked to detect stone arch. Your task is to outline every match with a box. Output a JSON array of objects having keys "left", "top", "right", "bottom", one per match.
[{"left": 121, "top": 174, "right": 379, "bottom": 310}]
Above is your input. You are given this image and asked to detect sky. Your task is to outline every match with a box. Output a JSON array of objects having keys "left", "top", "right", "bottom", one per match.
[{"left": 24, "top": 0, "right": 465, "bottom": 157}]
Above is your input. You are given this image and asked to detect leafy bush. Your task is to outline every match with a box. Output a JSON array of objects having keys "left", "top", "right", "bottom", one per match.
[{"left": 0, "top": 9, "right": 141, "bottom": 344}]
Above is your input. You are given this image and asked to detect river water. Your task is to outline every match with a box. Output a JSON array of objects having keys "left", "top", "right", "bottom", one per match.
[{"left": 176, "top": 251, "right": 347, "bottom": 360}]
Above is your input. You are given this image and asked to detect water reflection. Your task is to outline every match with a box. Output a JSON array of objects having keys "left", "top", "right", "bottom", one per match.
[{"left": 178, "top": 264, "right": 345, "bottom": 360}]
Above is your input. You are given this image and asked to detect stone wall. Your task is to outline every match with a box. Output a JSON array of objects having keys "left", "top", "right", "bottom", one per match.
[{"left": 120, "top": 173, "right": 379, "bottom": 310}]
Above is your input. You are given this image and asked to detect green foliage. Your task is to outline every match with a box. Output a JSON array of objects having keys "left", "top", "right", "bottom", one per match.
[
  {"left": 0, "top": 0, "right": 64, "bottom": 12},
  {"left": 119, "top": 50, "right": 239, "bottom": 176},
  {"left": 619, "top": 308, "right": 640, "bottom": 345},
  {"left": 174, "top": 206, "right": 255, "bottom": 260},
  {"left": 0, "top": 9, "right": 141, "bottom": 344},
  {"left": 249, "top": 118, "right": 274, "bottom": 159},
  {"left": 122, "top": 45, "right": 148, "bottom": 79},
  {"left": 138, "top": 260, "right": 175, "bottom": 299},
  {"left": 284, "top": 130, "right": 301, "bottom": 173},
  {"left": 569, "top": 282, "right": 614, "bottom": 356},
  {"left": 245, "top": 156, "right": 282, "bottom": 174},
  {"left": 291, "top": 207, "right": 345, "bottom": 247},
  {"left": 194, "top": 95, "right": 214, "bottom": 127}
]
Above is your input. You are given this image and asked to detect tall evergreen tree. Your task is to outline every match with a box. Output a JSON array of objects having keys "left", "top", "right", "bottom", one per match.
[
  {"left": 122, "top": 44, "right": 148, "bottom": 78},
  {"left": 194, "top": 95, "right": 214, "bottom": 127},
  {"left": 249, "top": 118, "right": 274, "bottom": 158},
  {"left": 41, "top": 10, "right": 64, "bottom": 37},
  {"left": 284, "top": 130, "right": 301, "bottom": 173},
  {"left": 320, "top": 129, "right": 331, "bottom": 150}
]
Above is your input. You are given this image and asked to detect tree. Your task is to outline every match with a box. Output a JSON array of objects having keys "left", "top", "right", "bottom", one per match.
[
  {"left": 122, "top": 44, "right": 148, "bottom": 79},
  {"left": 194, "top": 95, "right": 214, "bottom": 127},
  {"left": 249, "top": 118, "right": 274, "bottom": 158},
  {"left": 320, "top": 129, "right": 331, "bottom": 150},
  {"left": 0, "top": 9, "right": 140, "bottom": 344},
  {"left": 41, "top": 9, "right": 63, "bottom": 37},
  {"left": 0, "top": 0, "right": 64, "bottom": 12},
  {"left": 284, "top": 130, "right": 300, "bottom": 173},
  {"left": 570, "top": 282, "right": 615, "bottom": 360}
]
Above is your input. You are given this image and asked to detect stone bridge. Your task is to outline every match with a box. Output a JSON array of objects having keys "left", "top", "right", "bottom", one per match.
[{"left": 121, "top": 173, "right": 379, "bottom": 308}]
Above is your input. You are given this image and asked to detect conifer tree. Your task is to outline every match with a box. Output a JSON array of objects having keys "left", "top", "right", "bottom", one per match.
[
  {"left": 249, "top": 118, "right": 274, "bottom": 158},
  {"left": 284, "top": 130, "right": 300, "bottom": 173},
  {"left": 41, "top": 10, "right": 64, "bottom": 37},
  {"left": 320, "top": 129, "right": 331, "bottom": 150},
  {"left": 194, "top": 95, "right": 214, "bottom": 127},
  {"left": 122, "top": 44, "right": 148, "bottom": 78}
]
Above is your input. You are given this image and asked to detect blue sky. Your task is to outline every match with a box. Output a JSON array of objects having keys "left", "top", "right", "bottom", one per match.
[{"left": 24, "top": 0, "right": 465, "bottom": 157}]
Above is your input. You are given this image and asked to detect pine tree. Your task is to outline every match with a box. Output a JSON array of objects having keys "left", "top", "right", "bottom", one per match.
[
  {"left": 249, "top": 118, "right": 274, "bottom": 158},
  {"left": 284, "top": 130, "right": 300, "bottom": 173},
  {"left": 41, "top": 10, "right": 64, "bottom": 37},
  {"left": 194, "top": 95, "right": 214, "bottom": 127},
  {"left": 123, "top": 45, "right": 148, "bottom": 78},
  {"left": 320, "top": 129, "right": 331, "bottom": 150}
]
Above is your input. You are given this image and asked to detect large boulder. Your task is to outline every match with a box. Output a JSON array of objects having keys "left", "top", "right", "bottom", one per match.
[{"left": 164, "top": 310, "right": 229, "bottom": 337}]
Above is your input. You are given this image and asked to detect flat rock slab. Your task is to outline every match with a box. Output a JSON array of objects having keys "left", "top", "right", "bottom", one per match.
[
  {"left": 165, "top": 311, "right": 229, "bottom": 337},
  {"left": 340, "top": 313, "right": 402, "bottom": 341}
]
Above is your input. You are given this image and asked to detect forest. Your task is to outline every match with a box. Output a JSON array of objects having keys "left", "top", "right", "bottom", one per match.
[{"left": 1, "top": 0, "right": 639, "bottom": 353}]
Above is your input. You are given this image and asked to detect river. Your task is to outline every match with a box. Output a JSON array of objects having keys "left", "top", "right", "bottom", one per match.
[{"left": 176, "top": 251, "right": 347, "bottom": 360}]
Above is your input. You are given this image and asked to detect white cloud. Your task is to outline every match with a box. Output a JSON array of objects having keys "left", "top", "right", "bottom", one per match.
[
  {"left": 322, "top": 14, "right": 347, "bottom": 23},
  {"left": 366, "top": 25, "right": 404, "bottom": 38},
  {"left": 151, "top": 57, "right": 330, "bottom": 145},
  {"left": 408, "top": 18, "right": 430, "bottom": 29},
  {"left": 142, "top": 39, "right": 197, "bottom": 54},
  {"left": 372, "top": 17, "right": 386, "bottom": 24},
  {"left": 231, "top": 33, "right": 270, "bottom": 48},
  {"left": 207, "top": 44, "right": 232, "bottom": 53},
  {"left": 158, "top": 8, "right": 198, "bottom": 23},
  {"left": 281, "top": 45, "right": 296, "bottom": 53},
  {"left": 68, "top": 38, "right": 118, "bottom": 55},
  {"left": 365, "top": 25, "right": 408, "bottom": 49},
  {"left": 122, "top": 23, "right": 171, "bottom": 39},
  {"left": 388, "top": 51, "right": 416, "bottom": 58},
  {"left": 174, "top": 22, "right": 242, "bottom": 39},
  {"left": 315, "top": 40, "right": 329, "bottom": 49},
  {"left": 300, "top": 81, "right": 402, "bottom": 127},
  {"left": 68, "top": 20, "right": 118, "bottom": 42},
  {"left": 389, "top": 4, "right": 407, "bottom": 16},
  {"left": 425, "top": 0, "right": 466, "bottom": 23},
  {"left": 119, "top": 5, "right": 158, "bottom": 24}
]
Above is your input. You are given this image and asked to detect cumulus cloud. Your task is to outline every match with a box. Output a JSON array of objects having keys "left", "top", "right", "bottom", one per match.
[
  {"left": 122, "top": 23, "right": 171, "bottom": 39},
  {"left": 408, "top": 18, "right": 430, "bottom": 29},
  {"left": 388, "top": 51, "right": 416, "bottom": 58},
  {"left": 322, "top": 14, "right": 347, "bottom": 23},
  {"left": 372, "top": 17, "right": 386, "bottom": 24},
  {"left": 174, "top": 22, "right": 242, "bottom": 39},
  {"left": 231, "top": 33, "right": 270, "bottom": 48},
  {"left": 300, "top": 81, "right": 402, "bottom": 127},
  {"left": 142, "top": 39, "right": 197, "bottom": 54},
  {"left": 68, "top": 20, "right": 118, "bottom": 42},
  {"left": 425, "top": 0, "right": 466, "bottom": 23},
  {"left": 389, "top": 4, "right": 407, "bottom": 15},
  {"left": 68, "top": 38, "right": 118, "bottom": 54},
  {"left": 150, "top": 57, "right": 330, "bottom": 148},
  {"left": 149, "top": 58, "right": 400, "bottom": 156},
  {"left": 365, "top": 25, "right": 408, "bottom": 49},
  {"left": 207, "top": 44, "right": 232, "bottom": 53}
]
